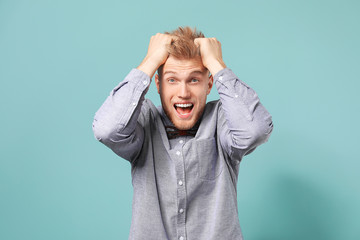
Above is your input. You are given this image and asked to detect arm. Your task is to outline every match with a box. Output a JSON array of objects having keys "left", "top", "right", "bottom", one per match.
[
  {"left": 92, "top": 69, "right": 150, "bottom": 162},
  {"left": 215, "top": 68, "right": 273, "bottom": 162},
  {"left": 92, "top": 33, "right": 174, "bottom": 162},
  {"left": 195, "top": 38, "right": 274, "bottom": 162}
]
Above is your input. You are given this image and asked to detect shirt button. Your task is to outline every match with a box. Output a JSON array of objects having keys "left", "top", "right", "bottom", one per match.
[
  {"left": 178, "top": 180, "right": 183, "bottom": 186},
  {"left": 179, "top": 208, "right": 184, "bottom": 214},
  {"left": 179, "top": 140, "right": 184, "bottom": 144},
  {"left": 176, "top": 151, "right": 181, "bottom": 156},
  {"left": 219, "top": 76, "right": 223, "bottom": 80},
  {"left": 132, "top": 102, "right": 137, "bottom": 106},
  {"left": 234, "top": 94, "right": 239, "bottom": 98},
  {"left": 179, "top": 237, "right": 184, "bottom": 240},
  {"left": 143, "top": 80, "right": 148, "bottom": 85}
]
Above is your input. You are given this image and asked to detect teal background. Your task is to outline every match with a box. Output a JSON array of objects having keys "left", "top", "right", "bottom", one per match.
[{"left": 1, "top": 0, "right": 359, "bottom": 239}]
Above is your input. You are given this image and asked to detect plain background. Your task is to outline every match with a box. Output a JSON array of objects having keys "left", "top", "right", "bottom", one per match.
[{"left": 1, "top": 0, "right": 359, "bottom": 239}]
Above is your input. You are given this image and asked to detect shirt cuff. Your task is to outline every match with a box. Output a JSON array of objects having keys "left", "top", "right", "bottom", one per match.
[
  {"left": 126, "top": 68, "right": 151, "bottom": 89},
  {"left": 214, "top": 68, "right": 237, "bottom": 83},
  {"left": 111, "top": 68, "right": 151, "bottom": 95}
]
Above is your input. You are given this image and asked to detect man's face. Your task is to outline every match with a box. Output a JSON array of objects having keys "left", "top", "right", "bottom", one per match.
[{"left": 155, "top": 56, "right": 213, "bottom": 130}]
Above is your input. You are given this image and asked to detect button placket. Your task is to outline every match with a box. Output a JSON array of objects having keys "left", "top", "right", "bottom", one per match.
[{"left": 172, "top": 147, "right": 187, "bottom": 240}]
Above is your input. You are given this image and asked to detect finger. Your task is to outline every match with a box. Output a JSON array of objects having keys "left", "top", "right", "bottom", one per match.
[
  {"left": 194, "top": 38, "right": 200, "bottom": 47},
  {"left": 170, "top": 35, "right": 179, "bottom": 44}
]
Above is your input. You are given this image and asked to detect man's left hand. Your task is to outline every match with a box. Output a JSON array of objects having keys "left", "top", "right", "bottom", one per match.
[{"left": 194, "top": 37, "right": 227, "bottom": 76}]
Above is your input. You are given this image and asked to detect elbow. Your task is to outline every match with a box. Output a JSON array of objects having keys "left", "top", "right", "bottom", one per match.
[
  {"left": 92, "top": 119, "right": 104, "bottom": 141},
  {"left": 92, "top": 118, "right": 114, "bottom": 142},
  {"left": 250, "top": 107, "right": 274, "bottom": 144},
  {"left": 232, "top": 119, "right": 274, "bottom": 151},
  {"left": 250, "top": 118, "right": 274, "bottom": 146}
]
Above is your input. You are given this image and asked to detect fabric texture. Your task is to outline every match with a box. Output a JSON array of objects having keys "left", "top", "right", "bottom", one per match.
[{"left": 92, "top": 68, "right": 273, "bottom": 240}]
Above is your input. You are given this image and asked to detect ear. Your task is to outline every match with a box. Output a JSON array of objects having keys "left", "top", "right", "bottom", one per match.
[
  {"left": 155, "top": 74, "right": 160, "bottom": 94},
  {"left": 207, "top": 75, "right": 214, "bottom": 95}
]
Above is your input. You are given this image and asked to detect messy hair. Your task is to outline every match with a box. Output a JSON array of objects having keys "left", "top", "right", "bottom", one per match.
[
  {"left": 157, "top": 26, "right": 205, "bottom": 79},
  {"left": 165, "top": 26, "right": 205, "bottom": 59}
]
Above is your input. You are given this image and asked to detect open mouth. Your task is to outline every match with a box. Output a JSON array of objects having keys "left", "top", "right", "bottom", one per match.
[{"left": 174, "top": 103, "right": 194, "bottom": 118}]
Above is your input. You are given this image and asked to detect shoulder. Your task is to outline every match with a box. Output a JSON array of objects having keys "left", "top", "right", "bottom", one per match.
[
  {"left": 198, "top": 100, "right": 221, "bottom": 127},
  {"left": 204, "top": 100, "right": 221, "bottom": 116},
  {"left": 138, "top": 99, "right": 160, "bottom": 125},
  {"left": 205, "top": 99, "right": 221, "bottom": 110}
]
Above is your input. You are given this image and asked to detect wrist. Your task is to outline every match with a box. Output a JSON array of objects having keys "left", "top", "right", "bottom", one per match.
[
  {"left": 207, "top": 60, "right": 226, "bottom": 76},
  {"left": 137, "top": 56, "right": 161, "bottom": 78}
]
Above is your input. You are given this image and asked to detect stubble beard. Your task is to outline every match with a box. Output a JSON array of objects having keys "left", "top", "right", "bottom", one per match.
[{"left": 162, "top": 101, "right": 205, "bottom": 130}]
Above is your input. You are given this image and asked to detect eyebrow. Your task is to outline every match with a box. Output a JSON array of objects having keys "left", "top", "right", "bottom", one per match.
[{"left": 163, "top": 70, "right": 205, "bottom": 76}]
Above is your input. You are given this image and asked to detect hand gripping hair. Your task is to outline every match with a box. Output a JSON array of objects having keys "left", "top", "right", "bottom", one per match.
[{"left": 157, "top": 26, "right": 205, "bottom": 79}]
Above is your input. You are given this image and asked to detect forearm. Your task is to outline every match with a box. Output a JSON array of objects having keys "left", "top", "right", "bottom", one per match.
[
  {"left": 136, "top": 33, "right": 175, "bottom": 78},
  {"left": 137, "top": 56, "right": 161, "bottom": 79},
  {"left": 215, "top": 68, "right": 273, "bottom": 160}
]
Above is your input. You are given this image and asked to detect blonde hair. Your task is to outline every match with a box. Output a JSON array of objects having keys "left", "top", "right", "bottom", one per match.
[
  {"left": 165, "top": 26, "right": 205, "bottom": 59},
  {"left": 158, "top": 26, "right": 205, "bottom": 78}
]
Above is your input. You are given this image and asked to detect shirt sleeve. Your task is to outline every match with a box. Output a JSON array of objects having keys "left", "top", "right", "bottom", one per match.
[
  {"left": 215, "top": 68, "right": 274, "bottom": 163},
  {"left": 92, "top": 68, "right": 151, "bottom": 162}
]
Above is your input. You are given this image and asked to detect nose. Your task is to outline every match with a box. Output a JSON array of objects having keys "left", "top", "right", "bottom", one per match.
[{"left": 178, "top": 83, "right": 191, "bottom": 99}]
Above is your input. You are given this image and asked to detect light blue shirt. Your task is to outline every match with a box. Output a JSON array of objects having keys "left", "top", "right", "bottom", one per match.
[{"left": 92, "top": 68, "right": 273, "bottom": 240}]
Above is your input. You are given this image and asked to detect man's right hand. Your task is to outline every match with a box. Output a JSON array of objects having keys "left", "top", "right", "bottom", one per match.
[{"left": 137, "top": 33, "right": 174, "bottom": 78}]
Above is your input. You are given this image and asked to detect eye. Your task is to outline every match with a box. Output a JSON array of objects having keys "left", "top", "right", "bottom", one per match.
[
  {"left": 191, "top": 78, "right": 199, "bottom": 83},
  {"left": 168, "top": 78, "right": 175, "bottom": 83}
]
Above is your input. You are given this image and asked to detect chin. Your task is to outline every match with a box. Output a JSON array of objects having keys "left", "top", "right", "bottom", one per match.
[
  {"left": 172, "top": 120, "right": 196, "bottom": 130},
  {"left": 171, "top": 112, "right": 202, "bottom": 130},
  {"left": 162, "top": 103, "right": 204, "bottom": 131}
]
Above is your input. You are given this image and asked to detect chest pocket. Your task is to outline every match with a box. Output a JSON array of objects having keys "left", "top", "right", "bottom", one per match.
[{"left": 194, "top": 138, "right": 223, "bottom": 181}]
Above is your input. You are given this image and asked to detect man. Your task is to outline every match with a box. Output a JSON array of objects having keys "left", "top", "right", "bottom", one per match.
[{"left": 92, "top": 26, "right": 273, "bottom": 240}]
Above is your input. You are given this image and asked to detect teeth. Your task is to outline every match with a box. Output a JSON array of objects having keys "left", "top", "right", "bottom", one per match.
[{"left": 175, "top": 103, "right": 193, "bottom": 108}]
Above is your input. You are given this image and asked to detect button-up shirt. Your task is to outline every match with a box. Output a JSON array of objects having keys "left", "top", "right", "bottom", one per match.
[{"left": 92, "top": 68, "right": 273, "bottom": 240}]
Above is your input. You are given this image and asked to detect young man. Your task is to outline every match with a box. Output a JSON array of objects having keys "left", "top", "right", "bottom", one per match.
[{"left": 92, "top": 27, "right": 273, "bottom": 240}]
